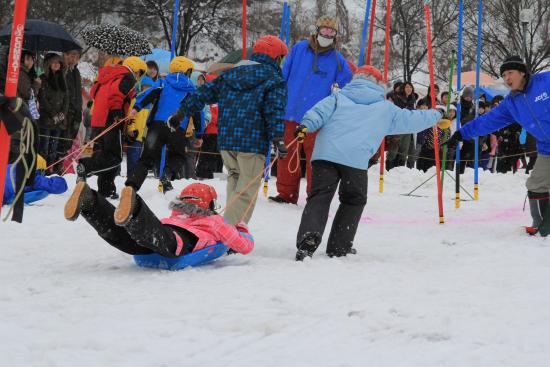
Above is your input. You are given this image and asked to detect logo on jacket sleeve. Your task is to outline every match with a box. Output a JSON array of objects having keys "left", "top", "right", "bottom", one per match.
[{"left": 534, "top": 92, "right": 549, "bottom": 103}]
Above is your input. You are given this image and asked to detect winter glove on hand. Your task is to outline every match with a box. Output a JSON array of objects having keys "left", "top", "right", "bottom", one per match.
[
  {"left": 167, "top": 110, "right": 184, "bottom": 132},
  {"left": 235, "top": 221, "right": 249, "bottom": 234},
  {"left": 273, "top": 137, "right": 288, "bottom": 159},
  {"left": 294, "top": 124, "right": 308, "bottom": 143},
  {"left": 125, "top": 121, "right": 138, "bottom": 143},
  {"left": 442, "top": 131, "right": 463, "bottom": 151}
]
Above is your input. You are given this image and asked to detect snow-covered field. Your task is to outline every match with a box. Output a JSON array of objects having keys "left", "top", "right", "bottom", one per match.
[{"left": 1, "top": 167, "right": 549, "bottom": 367}]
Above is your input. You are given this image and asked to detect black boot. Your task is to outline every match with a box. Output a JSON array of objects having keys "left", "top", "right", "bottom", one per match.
[
  {"left": 295, "top": 232, "right": 322, "bottom": 261},
  {"left": 76, "top": 162, "right": 87, "bottom": 183},
  {"left": 527, "top": 191, "right": 549, "bottom": 234},
  {"left": 158, "top": 176, "right": 173, "bottom": 194}
]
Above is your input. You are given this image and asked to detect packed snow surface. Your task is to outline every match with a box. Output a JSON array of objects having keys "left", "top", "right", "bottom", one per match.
[{"left": 1, "top": 167, "right": 549, "bottom": 367}]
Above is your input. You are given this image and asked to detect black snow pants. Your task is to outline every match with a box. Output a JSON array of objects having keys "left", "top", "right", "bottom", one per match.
[
  {"left": 81, "top": 189, "right": 197, "bottom": 257},
  {"left": 125, "top": 122, "right": 189, "bottom": 191},
  {"left": 296, "top": 160, "right": 368, "bottom": 257},
  {"left": 79, "top": 115, "right": 123, "bottom": 197},
  {"left": 196, "top": 134, "right": 223, "bottom": 179}
]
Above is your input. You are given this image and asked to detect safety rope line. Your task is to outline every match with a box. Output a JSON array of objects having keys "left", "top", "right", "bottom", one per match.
[{"left": 44, "top": 117, "right": 129, "bottom": 171}]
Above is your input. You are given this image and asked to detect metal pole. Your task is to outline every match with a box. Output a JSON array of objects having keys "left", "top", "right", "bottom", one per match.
[
  {"left": 473, "top": 0, "right": 483, "bottom": 201},
  {"left": 455, "top": 0, "right": 463, "bottom": 209},
  {"left": 358, "top": 0, "right": 373, "bottom": 66},
  {"left": 379, "top": 0, "right": 391, "bottom": 194}
]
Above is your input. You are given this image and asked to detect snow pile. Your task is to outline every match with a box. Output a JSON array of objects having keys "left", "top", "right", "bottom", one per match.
[{"left": 1, "top": 167, "right": 548, "bottom": 367}]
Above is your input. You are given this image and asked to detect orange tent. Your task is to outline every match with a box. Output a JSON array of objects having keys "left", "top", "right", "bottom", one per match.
[{"left": 452, "top": 71, "right": 497, "bottom": 86}]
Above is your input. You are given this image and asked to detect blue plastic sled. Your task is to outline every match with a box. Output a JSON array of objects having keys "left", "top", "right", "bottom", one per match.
[{"left": 133, "top": 243, "right": 228, "bottom": 271}]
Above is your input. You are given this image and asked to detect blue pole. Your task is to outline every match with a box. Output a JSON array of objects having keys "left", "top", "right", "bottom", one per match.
[
  {"left": 285, "top": 4, "right": 291, "bottom": 46},
  {"left": 455, "top": 0, "right": 463, "bottom": 209},
  {"left": 280, "top": 2, "right": 287, "bottom": 40},
  {"left": 170, "top": 0, "right": 180, "bottom": 59},
  {"left": 161, "top": 0, "right": 180, "bottom": 186},
  {"left": 358, "top": 0, "right": 372, "bottom": 66},
  {"left": 473, "top": 0, "right": 482, "bottom": 201}
]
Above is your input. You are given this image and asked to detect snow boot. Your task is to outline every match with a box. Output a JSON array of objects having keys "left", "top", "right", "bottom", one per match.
[
  {"left": 538, "top": 206, "right": 550, "bottom": 237},
  {"left": 76, "top": 162, "right": 87, "bottom": 183},
  {"left": 64, "top": 181, "right": 94, "bottom": 221},
  {"left": 158, "top": 176, "right": 173, "bottom": 194},
  {"left": 527, "top": 191, "right": 549, "bottom": 235},
  {"left": 269, "top": 195, "right": 292, "bottom": 204},
  {"left": 295, "top": 232, "right": 322, "bottom": 261},
  {"left": 327, "top": 247, "right": 357, "bottom": 258},
  {"left": 114, "top": 186, "right": 137, "bottom": 226}
]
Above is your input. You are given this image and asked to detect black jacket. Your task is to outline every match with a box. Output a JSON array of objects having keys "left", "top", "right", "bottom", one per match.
[{"left": 38, "top": 72, "right": 69, "bottom": 130}]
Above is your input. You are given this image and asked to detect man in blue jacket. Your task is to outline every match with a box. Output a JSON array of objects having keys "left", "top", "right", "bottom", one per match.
[
  {"left": 293, "top": 66, "right": 444, "bottom": 260},
  {"left": 445, "top": 56, "right": 550, "bottom": 236},
  {"left": 127, "top": 36, "right": 289, "bottom": 226},
  {"left": 269, "top": 15, "right": 353, "bottom": 205}
]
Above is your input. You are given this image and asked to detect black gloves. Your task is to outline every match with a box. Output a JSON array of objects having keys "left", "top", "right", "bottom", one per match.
[
  {"left": 167, "top": 109, "right": 184, "bottom": 132},
  {"left": 442, "top": 131, "right": 463, "bottom": 151},
  {"left": 273, "top": 137, "right": 288, "bottom": 159},
  {"left": 294, "top": 124, "right": 308, "bottom": 143}
]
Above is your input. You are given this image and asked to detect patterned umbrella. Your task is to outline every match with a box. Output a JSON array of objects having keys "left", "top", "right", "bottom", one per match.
[{"left": 82, "top": 24, "right": 151, "bottom": 56}]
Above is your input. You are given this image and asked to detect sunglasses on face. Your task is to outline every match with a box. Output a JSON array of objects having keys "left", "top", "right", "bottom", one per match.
[{"left": 319, "top": 27, "right": 337, "bottom": 38}]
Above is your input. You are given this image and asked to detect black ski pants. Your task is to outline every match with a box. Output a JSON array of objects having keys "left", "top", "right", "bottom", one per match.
[
  {"left": 81, "top": 189, "right": 197, "bottom": 257},
  {"left": 79, "top": 117, "right": 122, "bottom": 196},
  {"left": 125, "top": 122, "right": 189, "bottom": 191},
  {"left": 296, "top": 160, "right": 368, "bottom": 256}
]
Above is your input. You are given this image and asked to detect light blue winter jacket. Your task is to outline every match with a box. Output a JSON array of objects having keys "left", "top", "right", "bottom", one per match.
[
  {"left": 460, "top": 72, "right": 550, "bottom": 155},
  {"left": 300, "top": 78, "right": 442, "bottom": 170}
]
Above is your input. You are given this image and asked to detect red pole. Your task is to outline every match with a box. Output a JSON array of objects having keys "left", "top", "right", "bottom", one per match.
[
  {"left": 424, "top": 3, "right": 445, "bottom": 224},
  {"left": 366, "top": 0, "right": 377, "bottom": 65},
  {"left": 0, "top": 0, "right": 28, "bottom": 214},
  {"left": 379, "top": 0, "right": 390, "bottom": 193},
  {"left": 242, "top": 0, "right": 247, "bottom": 60}
]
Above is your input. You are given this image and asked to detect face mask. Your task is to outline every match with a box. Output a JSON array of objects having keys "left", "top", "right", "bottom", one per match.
[{"left": 317, "top": 35, "right": 334, "bottom": 48}]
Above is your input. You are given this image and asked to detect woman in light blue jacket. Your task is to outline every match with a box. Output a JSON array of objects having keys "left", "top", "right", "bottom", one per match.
[{"left": 293, "top": 65, "right": 444, "bottom": 261}]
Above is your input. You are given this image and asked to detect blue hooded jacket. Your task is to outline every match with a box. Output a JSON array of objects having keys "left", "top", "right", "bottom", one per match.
[
  {"left": 178, "top": 53, "right": 287, "bottom": 155},
  {"left": 459, "top": 72, "right": 550, "bottom": 155},
  {"left": 134, "top": 72, "right": 196, "bottom": 122},
  {"left": 283, "top": 38, "right": 353, "bottom": 122},
  {"left": 300, "top": 78, "right": 442, "bottom": 170},
  {"left": 3, "top": 165, "right": 68, "bottom": 205}
]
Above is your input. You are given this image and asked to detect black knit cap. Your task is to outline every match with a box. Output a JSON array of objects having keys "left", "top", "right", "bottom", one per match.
[{"left": 500, "top": 56, "right": 528, "bottom": 76}]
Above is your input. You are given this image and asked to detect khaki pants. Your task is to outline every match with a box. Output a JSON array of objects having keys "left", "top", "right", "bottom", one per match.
[
  {"left": 221, "top": 150, "right": 266, "bottom": 224},
  {"left": 526, "top": 155, "right": 550, "bottom": 193}
]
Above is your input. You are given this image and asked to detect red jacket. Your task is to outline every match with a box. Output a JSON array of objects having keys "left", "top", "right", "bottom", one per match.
[
  {"left": 204, "top": 104, "right": 218, "bottom": 135},
  {"left": 90, "top": 65, "right": 136, "bottom": 128}
]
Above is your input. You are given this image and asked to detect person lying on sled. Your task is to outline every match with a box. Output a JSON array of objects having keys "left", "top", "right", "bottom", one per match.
[
  {"left": 3, "top": 154, "right": 67, "bottom": 206},
  {"left": 64, "top": 182, "right": 254, "bottom": 257}
]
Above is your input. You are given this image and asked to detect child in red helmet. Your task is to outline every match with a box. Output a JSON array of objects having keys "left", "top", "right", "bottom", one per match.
[{"left": 64, "top": 182, "right": 254, "bottom": 258}]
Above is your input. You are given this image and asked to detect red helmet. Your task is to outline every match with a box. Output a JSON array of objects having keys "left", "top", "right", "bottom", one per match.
[
  {"left": 252, "top": 35, "right": 289, "bottom": 60},
  {"left": 354, "top": 65, "right": 383, "bottom": 83},
  {"left": 177, "top": 183, "right": 218, "bottom": 210}
]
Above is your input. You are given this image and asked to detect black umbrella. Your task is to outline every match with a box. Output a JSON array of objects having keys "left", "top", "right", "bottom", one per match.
[
  {"left": 82, "top": 24, "right": 151, "bottom": 56},
  {"left": 0, "top": 19, "right": 81, "bottom": 52}
]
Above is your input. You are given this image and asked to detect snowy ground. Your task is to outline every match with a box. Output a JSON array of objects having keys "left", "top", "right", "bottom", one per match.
[{"left": 1, "top": 166, "right": 549, "bottom": 367}]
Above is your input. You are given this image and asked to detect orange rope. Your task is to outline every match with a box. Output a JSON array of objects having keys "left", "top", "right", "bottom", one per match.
[
  {"left": 287, "top": 138, "right": 303, "bottom": 174},
  {"left": 45, "top": 117, "right": 129, "bottom": 171},
  {"left": 220, "top": 137, "right": 300, "bottom": 217}
]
